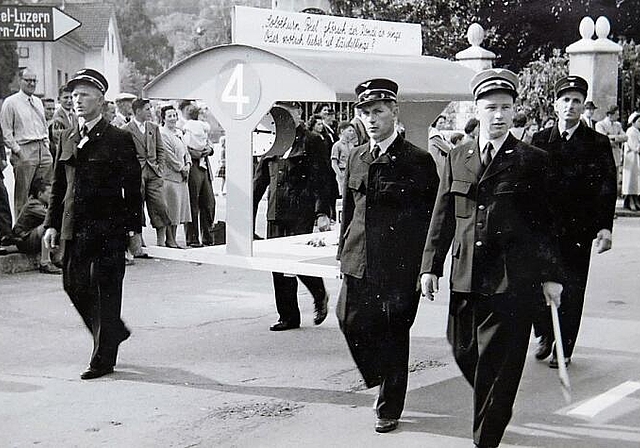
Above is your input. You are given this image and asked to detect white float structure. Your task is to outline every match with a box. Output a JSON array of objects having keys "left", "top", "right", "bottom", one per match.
[{"left": 142, "top": 7, "right": 475, "bottom": 278}]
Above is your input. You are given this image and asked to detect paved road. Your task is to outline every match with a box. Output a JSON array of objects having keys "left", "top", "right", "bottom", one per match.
[{"left": 1, "top": 218, "right": 639, "bottom": 447}]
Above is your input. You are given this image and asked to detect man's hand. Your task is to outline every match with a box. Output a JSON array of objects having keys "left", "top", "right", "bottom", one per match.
[
  {"left": 542, "top": 281, "right": 563, "bottom": 308},
  {"left": 595, "top": 229, "right": 612, "bottom": 253},
  {"left": 420, "top": 273, "right": 439, "bottom": 301},
  {"left": 317, "top": 214, "right": 331, "bottom": 232},
  {"left": 43, "top": 228, "right": 58, "bottom": 249}
]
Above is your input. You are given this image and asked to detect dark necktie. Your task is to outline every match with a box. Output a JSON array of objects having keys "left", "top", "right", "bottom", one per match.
[
  {"left": 482, "top": 142, "right": 493, "bottom": 169},
  {"left": 561, "top": 131, "right": 569, "bottom": 142},
  {"left": 80, "top": 125, "right": 88, "bottom": 138},
  {"left": 372, "top": 144, "right": 381, "bottom": 159}
]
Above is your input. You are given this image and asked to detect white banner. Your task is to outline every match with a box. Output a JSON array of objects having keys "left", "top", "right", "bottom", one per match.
[{"left": 232, "top": 6, "right": 422, "bottom": 56}]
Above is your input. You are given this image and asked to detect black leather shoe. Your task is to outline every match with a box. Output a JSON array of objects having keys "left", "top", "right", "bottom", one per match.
[
  {"left": 187, "top": 242, "right": 204, "bottom": 248},
  {"left": 535, "top": 336, "right": 553, "bottom": 360},
  {"left": 80, "top": 366, "right": 114, "bottom": 380},
  {"left": 313, "top": 295, "right": 329, "bottom": 325},
  {"left": 375, "top": 418, "right": 398, "bottom": 433},
  {"left": 549, "top": 355, "right": 571, "bottom": 369},
  {"left": 269, "top": 321, "right": 300, "bottom": 331}
]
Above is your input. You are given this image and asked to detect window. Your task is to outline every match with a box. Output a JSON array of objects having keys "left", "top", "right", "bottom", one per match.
[
  {"left": 57, "top": 70, "right": 62, "bottom": 88},
  {"left": 17, "top": 47, "right": 29, "bottom": 58}
]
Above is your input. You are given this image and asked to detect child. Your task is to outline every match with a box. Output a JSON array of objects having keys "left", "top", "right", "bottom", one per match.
[
  {"left": 331, "top": 121, "right": 356, "bottom": 197},
  {"left": 12, "top": 177, "right": 61, "bottom": 274}
]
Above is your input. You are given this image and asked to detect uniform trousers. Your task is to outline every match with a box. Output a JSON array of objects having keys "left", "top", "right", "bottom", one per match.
[
  {"left": 448, "top": 291, "right": 532, "bottom": 448},
  {"left": 267, "top": 218, "right": 327, "bottom": 325},
  {"left": 186, "top": 164, "right": 215, "bottom": 245},
  {"left": 63, "top": 236, "right": 130, "bottom": 369},
  {"left": 534, "top": 239, "right": 592, "bottom": 358},
  {"left": 338, "top": 275, "right": 415, "bottom": 420},
  {"left": 140, "top": 165, "right": 170, "bottom": 229},
  {"left": 0, "top": 177, "right": 11, "bottom": 237},
  {"left": 10, "top": 140, "right": 52, "bottom": 214}
]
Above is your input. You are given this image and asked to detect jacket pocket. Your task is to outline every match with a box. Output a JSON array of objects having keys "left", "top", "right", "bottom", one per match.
[
  {"left": 451, "top": 180, "right": 473, "bottom": 218},
  {"left": 348, "top": 175, "right": 366, "bottom": 193}
]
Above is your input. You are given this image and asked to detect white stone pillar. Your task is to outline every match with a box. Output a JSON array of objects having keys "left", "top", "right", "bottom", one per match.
[
  {"left": 452, "top": 24, "right": 495, "bottom": 130},
  {"left": 566, "top": 16, "right": 622, "bottom": 121},
  {"left": 455, "top": 23, "right": 496, "bottom": 72}
]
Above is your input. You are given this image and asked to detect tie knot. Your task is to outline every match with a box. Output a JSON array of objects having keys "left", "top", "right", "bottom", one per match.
[
  {"left": 482, "top": 143, "right": 493, "bottom": 168},
  {"left": 80, "top": 125, "right": 88, "bottom": 137},
  {"left": 372, "top": 144, "right": 381, "bottom": 159},
  {"left": 561, "top": 131, "right": 569, "bottom": 141}
]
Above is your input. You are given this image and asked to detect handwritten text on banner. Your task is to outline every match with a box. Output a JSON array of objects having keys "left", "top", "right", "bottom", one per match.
[{"left": 232, "top": 6, "right": 422, "bottom": 56}]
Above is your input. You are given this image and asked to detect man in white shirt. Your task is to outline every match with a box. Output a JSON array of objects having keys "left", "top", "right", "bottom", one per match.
[{"left": 0, "top": 68, "right": 53, "bottom": 214}]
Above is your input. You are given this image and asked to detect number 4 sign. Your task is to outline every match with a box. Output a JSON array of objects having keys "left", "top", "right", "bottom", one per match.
[{"left": 216, "top": 60, "right": 261, "bottom": 120}]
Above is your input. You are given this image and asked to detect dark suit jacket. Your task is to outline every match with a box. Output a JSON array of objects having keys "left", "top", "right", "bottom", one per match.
[
  {"left": 44, "top": 118, "right": 142, "bottom": 241},
  {"left": 421, "top": 133, "right": 562, "bottom": 295},
  {"left": 125, "top": 120, "right": 165, "bottom": 177},
  {"left": 253, "top": 125, "right": 329, "bottom": 223},
  {"left": 532, "top": 123, "right": 616, "bottom": 243},
  {"left": 338, "top": 134, "right": 439, "bottom": 292}
]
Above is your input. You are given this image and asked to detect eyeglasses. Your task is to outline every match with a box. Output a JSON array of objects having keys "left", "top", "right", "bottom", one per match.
[{"left": 22, "top": 78, "right": 37, "bottom": 84}]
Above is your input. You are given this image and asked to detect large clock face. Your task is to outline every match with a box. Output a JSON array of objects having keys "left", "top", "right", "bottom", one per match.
[{"left": 252, "top": 112, "right": 277, "bottom": 156}]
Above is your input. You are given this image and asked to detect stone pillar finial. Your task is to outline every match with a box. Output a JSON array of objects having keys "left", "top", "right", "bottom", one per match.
[
  {"left": 456, "top": 23, "right": 495, "bottom": 72},
  {"left": 595, "top": 16, "right": 611, "bottom": 39},
  {"left": 467, "top": 23, "right": 484, "bottom": 47},
  {"left": 579, "top": 17, "right": 595, "bottom": 40},
  {"left": 566, "top": 16, "right": 622, "bottom": 122}
]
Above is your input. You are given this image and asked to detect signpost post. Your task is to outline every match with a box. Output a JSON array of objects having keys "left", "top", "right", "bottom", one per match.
[{"left": 0, "top": 6, "right": 80, "bottom": 41}]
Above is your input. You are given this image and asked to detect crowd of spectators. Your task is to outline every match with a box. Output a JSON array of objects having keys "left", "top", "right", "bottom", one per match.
[{"left": 2, "top": 67, "right": 640, "bottom": 272}]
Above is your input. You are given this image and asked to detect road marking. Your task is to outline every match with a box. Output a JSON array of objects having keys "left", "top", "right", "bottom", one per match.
[{"left": 568, "top": 381, "right": 640, "bottom": 418}]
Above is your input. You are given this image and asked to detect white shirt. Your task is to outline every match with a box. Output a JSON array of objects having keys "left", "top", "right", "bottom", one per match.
[
  {"left": 478, "top": 132, "right": 509, "bottom": 159},
  {"left": 133, "top": 118, "right": 146, "bottom": 135},
  {"left": 557, "top": 121, "right": 580, "bottom": 140},
  {"left": 78, "top": 115, "right": 102, "bottom": 134},
  {"left": 369, "top": 130, "right": 398, "bottom": 156}
]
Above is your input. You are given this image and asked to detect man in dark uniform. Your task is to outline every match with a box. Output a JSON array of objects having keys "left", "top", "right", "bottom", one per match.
[
  {"left": 253, "top": 102, "right": 331, "bottom": 332},
  {"left": 337, "top": 79, "right": 439, "bottom": 433},
  {"left": 532, "top": 76, "right": 617, "bottom": 368},
  {"left": 43, "top": 69, "right": 142, "bottom": 380},
  {"left": 420, "top": 69, "right": 564, "bottom": 448}
]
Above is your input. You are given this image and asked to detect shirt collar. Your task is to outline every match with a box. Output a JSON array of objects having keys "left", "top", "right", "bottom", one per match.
[
  {"left": 18, "top": 90, "right": 33, "bottom": 101},
  {"left": 557, "top": 121, "right": 580, "bottom": 139},
  {"left": 370, "top": 130, "right": 398, "bottom": 155},
  {"left": 479, "top": 132, "right": 509, "bottom": 155},
  {"left": 133, "top": 118, "right": 146, "bottom": 131},
  {"left": 78, "top": 115, "right": 102, "bottom": 133}
]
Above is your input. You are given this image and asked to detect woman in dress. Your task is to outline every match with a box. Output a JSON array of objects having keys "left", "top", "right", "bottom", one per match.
[
  {"left": 622, "top": 111, "right": 640, "bottom": 211},
  {"left": 159, "top": 105, "right": 192, "bottom": 248}
]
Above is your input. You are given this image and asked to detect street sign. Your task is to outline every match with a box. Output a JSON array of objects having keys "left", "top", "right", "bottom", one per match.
[{"left": 0, "top": 6, "right": 81, "bottom": 42}]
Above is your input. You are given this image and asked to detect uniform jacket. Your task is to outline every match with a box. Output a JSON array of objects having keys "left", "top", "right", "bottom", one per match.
[
  {"left": 44, "top": 118, "right": 142, "bottom": 241},
  {"left": 125, "top": 120, "right": 165, "bottom": 177},
  {"left": 532, "top": 123, "right": 616, "bottom": 243},
  {"left": 253, "top": 125, "right": 330, "bottom": 222},
  {"left": 421, "top": 133, "right": 562, "bottom": 295},
  {"left": 338, "top": 134, "right": 439, "bottom": 292}
]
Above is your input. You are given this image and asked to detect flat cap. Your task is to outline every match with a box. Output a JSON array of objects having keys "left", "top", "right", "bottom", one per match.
[
  {"left": 470, "top": 68, "right": 518, "bottom": 100},
  {"left": 67, "top": 68, "right": 108, "bottom": 94},
  {"left": 584, "top": 100, "right": 597, "bottom": 110},
  {"left": 115, "top": 92, "right": 137, "bottom": 102},
  {"left": 354, "top": 78, "right": 398, "bottom": 108},
  {"left": 554, "top": 75, "right": 588, "bottom": 98},
  {"left": 606, "top": 105, "right": 619, "bottom": 115}
]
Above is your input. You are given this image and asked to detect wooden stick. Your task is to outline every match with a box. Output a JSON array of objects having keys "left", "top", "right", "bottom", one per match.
[{"left": 551, "top": 302, "right": 572, "bottom": 403}]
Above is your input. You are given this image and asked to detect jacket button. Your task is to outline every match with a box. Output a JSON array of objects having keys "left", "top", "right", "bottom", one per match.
[
  {"left": 476, "top": 222, "right": 483, "bottom": 227},
  {"left": 478, "top": 205, "right": 486, "bottom": 210},
  {"left": 475, "top": 241, "right": 483, "bottom": 247}
]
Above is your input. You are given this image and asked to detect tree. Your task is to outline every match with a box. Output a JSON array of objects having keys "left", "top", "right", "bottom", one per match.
[
  {"left": 328, "top": 0, "right": 640, "bottom": 71},
  {"left": 516, "top": 49, "right": 569, "bottom": 121},
  {"left": 106, "top": 0, "right": 174, "bottom": 82},
  {"left": 0, "top": 42, "right": 19, "bottom": 98}
]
